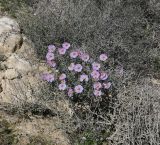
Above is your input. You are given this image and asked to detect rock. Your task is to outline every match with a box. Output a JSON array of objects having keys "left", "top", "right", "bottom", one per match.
[
  {"left": 0, "top": 71, "right": 4, "bottom": 81},
  {"left": 0, "top": 17, "right": 20, "bottom": 34},
  {"left": 0, "top": 111, "right": 70, "bottom": 145},
  {"left": 16, "top": 36, "right": 37, "bottom": 62},
  {"left": 0, "top": 75, "right": 40, "bottom": 104},
  {"left": 0, "top": 17, "right": 22, "bottom": 55},
  {"left": 4, "top": 69, "right": 19, "bottom": 80},
  {"left": 0, "top": 16, "right": 49, "bottom": 104},
  {"left": 1, "top": 33, "right": 22, "bottom": 53},
  {"left": 3, "top": 54, "right": 34, "bottom": 74},
  {"left": 16, "top": 117, "right": 70, "bottom": 145}
]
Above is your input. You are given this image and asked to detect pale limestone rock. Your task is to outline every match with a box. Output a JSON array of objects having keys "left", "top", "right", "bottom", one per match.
[
  {"left": 0, "top": 76, "right": 41, "bottom": 104},
  {"left": 3, "top": 54, "right": 33, "bottom": 74},
  {"left": 0, "top": 17, "right": 20, "bottom": 34},
  {"left": 0, "top": 33, "right": 22, "bottom": 53},
  {"left": 0, "top": 71, "right": 4, "bottom": 82},
  {"left": 0, "top": 17, "right": 22, "bottom": 55},
  {"left": 16, "top": 36, "right": 37, "bottom": 62},
  {"left": 4, "top": 69, "right": 19, "bottom": 80}
]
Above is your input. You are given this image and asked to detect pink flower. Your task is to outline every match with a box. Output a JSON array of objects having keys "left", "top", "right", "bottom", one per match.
[
  {"left": 58, "top": 83, "right": 67, "bottom": 90},
  {"left": 74, "top": 85, "right": 84, "bottom": 93},
  {"left": 68, "top": 88, "right": 74, "bottom": 97},
  {"left": 70, "top": 51, "right": 79, "bottom": 58},
  {"left": 92, "top": 62, "right": 101, "bottom": 70},
  {"left": 74, "top": 64, "right": 83, "bottom": 72},
  {"left": 47, "top": 60, "right": 56, "bottom": 68},
  {"left": 100, "top": 54, "right": 108, "bottom": 61},
  {"left": 62, "top": 42, "right": 70, "bottom": 49},
  {"left": 48, "top": 45, "right": 56, "bottom": 52},
  {"left": 41, "top": 73, "right": 55, "bottom": 82},
  {"left": 103, "top": 82, "right": 111, "bottom": 89},
  {"left": 46, "top": 52, "right": 54, "bottom": 61},
  {"left": 58, "top": 48, "right": 66, "bottom": 55},
  {"left": 80, "top": 53, "right": 90, "bottom": 62},
  {"left": 93, "top": 90, "right": 102, "bottom": 96},
  {"left": 93, "top": 82, "right": 102, "bottom": 90},
  {"left": 80, "top": 74, "right": 89, "bottom": 82},
  {"left": 100, "top": 72, "right": 108, "bottom": 80},
  {"left": 91, "top": 70, "right": 100, "bottom": 80},
  {"left": 59, "top": 73, "right": 67, "bottom": 80},
  {"left": 68, "top": 63, "right": 75, "bottom": 71}
]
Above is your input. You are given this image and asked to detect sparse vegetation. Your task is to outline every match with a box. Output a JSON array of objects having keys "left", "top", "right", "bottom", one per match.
[
  {"left": 0, "top": 118, "right": 17, "bottom": 145},
  {"left": 27, "top": 135, "right": 54, "bottom": 145},
  {"left": 1, "top": 0, "right": 159, "bottom": 75},
  {"left": 0, "top": 0, "right": 160, "bottom": 145}
]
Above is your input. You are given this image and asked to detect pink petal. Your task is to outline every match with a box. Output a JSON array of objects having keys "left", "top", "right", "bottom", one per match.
[{"left": 62, "top": 42, "right": 70, "bottom": 49}]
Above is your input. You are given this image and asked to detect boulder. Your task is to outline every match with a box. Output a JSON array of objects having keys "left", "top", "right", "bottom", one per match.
[{"left": 0, "top": 17, "right": 22, "bottom": 55}]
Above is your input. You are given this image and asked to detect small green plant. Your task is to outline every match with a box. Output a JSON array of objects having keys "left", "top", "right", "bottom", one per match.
[{"left": 74, "top": 129, "right": 111, "bottom": 145}]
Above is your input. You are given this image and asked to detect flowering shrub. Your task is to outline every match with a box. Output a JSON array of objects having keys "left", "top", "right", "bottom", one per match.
[{"left": 41, "top": 42, "right": 111, "bottom": 100}]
